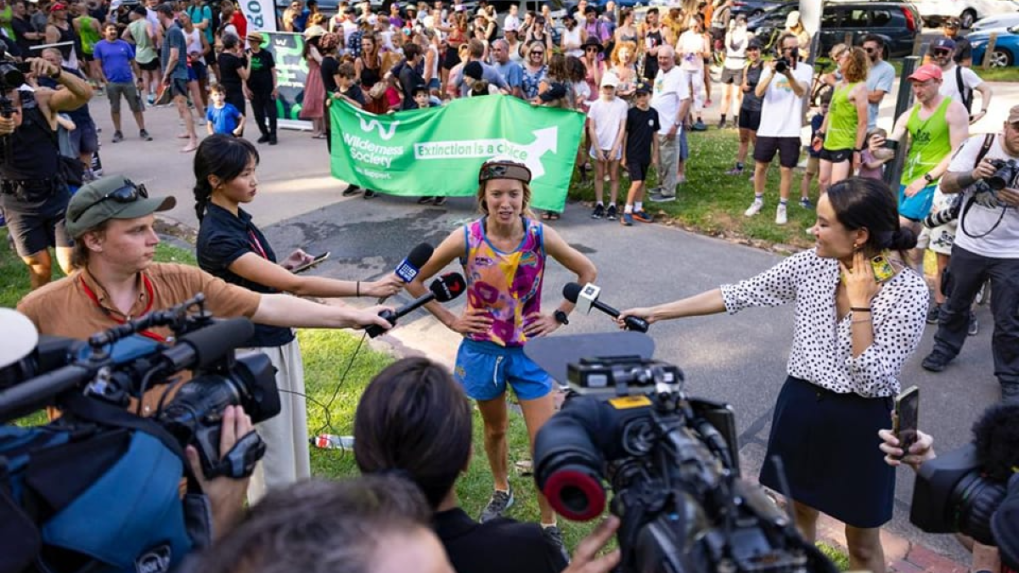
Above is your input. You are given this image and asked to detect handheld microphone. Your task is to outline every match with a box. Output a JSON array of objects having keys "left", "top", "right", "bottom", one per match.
[
  {"left": 366, "top": 272, "right": 467, "bottom": 338},
  {"left": 562, "top": 282, "right": 650, "bottom": 333},
  {"left": 379, "top": 242, "right": 435, "bottom": 303}
]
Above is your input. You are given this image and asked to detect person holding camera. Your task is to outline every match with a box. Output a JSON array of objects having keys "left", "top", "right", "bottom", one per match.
[
  {"left": 919, "top": 105, "right": 1019, "bottom": 403},
  {"left": 353, "top": 356, "right": 623, "bottom": 573},
  {"left": 0, "top": 55, "right": 93, "bottom": 290},
  {"left": 878, "top": 402, "right": 1019, "bottom": 573},
  {"left": 404, "top": 159, "right": 596, "bottom": 556},
  {"left": 192, "top": 134, "right": 403, "bottom": 502},
  {"left": 744, "top": 32, "right": 812, "bottom": 225},
  {"left": 621, "top": 177, "right": 929, "bottom": 573},
  {"left": 16, "top": 175, "right": 394, "bottom": 417}
]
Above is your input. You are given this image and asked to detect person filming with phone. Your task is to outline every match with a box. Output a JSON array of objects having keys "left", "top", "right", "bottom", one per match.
[
  {"left": 192, "top": 135, "right": 404, "bottom": 502},
  {"left": 918, "top": 105, "right": 1019, "bottom": 403},
  {"left": 620, "top": 177, "right": 929, "bottom": 573}
]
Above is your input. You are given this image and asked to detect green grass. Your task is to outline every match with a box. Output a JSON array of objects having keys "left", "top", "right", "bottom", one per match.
[
  {"left": 888, "top": 58, "right": 1019, "bottom": 82},
  {"left": 568, "top": 129, "right": 820, "bottom": 249}
]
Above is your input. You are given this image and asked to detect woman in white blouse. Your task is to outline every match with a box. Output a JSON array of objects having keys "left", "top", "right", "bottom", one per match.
[{"left": 620, "top": 177, "right": 929, "bottom": 573}]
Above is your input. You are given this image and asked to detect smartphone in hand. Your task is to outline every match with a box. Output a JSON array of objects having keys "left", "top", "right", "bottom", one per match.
[
  {"left": 893, "top": 386, "right": 919, "bottom": 460},
  {"left": 292, "top": 252, "right": 330, "bottom": 274}
]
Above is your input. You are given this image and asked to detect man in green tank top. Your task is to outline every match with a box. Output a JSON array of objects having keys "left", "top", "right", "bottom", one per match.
[
  {"left": 73, "top": 3, "right": 102, "bottom": 90},
  {"left": 872, "top": 63, "right": 969, "bottom": 274}
]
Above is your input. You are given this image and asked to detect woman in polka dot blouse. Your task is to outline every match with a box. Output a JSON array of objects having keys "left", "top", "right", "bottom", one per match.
[{"left": 619, "top": 177, "right": 929, "bottom": 573}]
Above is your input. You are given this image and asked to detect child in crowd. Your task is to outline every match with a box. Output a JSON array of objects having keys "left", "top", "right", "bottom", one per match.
[
  {"left": 463, "top": 61, "right": 499, "bottom": 96},
  {"left": 206, "top": 84, "right": 245, "bottom": 137},
  {"left": 412, "top": 84, "right": 446, "bottom": 206},
  {"left": 858, "top": 127, "right": 893, "bottom": 181},
  {"left": 587, "top": 72, "right": 628, "bottom": 220},
  {"left": 620, "top": 81, "right": 659, "bottom": 227},
  {"left": 800, "top": 91, "right": 830, "bottom": 207}
]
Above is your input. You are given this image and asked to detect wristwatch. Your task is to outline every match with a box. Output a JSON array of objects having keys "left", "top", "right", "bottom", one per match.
[
  {"left": 553, "top": 310, "right": 569, "bottom": 326},
  {"left": 923, "top": 173, "right": 934, "bottom": 183}
]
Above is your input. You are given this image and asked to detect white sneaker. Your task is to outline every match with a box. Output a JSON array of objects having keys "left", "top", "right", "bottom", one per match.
[
  {"left": 775, "top": 204, "right": 788, "bottom": 225},
  {"left": 744, "top": 199, "right": 764, "bottom": 217}
]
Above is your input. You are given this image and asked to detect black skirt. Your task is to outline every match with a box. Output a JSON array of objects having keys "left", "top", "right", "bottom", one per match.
[{"left": 759, "top": 376, "right": 895, "bottom": 529}]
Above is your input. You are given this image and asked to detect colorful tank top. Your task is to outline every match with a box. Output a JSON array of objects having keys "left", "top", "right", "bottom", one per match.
[
  {"left": 461, "top": 217, "right": 545, "bottom": 347},
  {"left": 901, "top": 97, "right": 953, "bottom": 186},
  {"left": 823, "top": 82, "right": 860, "bottom": 151}
]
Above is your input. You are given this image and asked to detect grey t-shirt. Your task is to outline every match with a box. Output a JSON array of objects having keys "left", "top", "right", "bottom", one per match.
[
  {"left": 161, "top": 23, "right": 189, "bottom": 80},
  {"left": 865, "top": 60, "right": 895, "bottom": 129}
]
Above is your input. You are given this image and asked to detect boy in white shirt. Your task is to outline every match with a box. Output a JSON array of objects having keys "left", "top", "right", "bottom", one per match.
[{"left": 587, "top": 72, "right": 629, "bottom": 220}]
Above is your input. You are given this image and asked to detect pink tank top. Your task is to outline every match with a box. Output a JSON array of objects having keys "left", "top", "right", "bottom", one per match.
[{"left": 461, "top": 217, "right": 545, "bottom": 347}]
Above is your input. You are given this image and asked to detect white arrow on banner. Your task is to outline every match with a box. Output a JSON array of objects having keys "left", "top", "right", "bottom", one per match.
[{"left": 412, "top": 127, "right": 558, "bottom": 180}]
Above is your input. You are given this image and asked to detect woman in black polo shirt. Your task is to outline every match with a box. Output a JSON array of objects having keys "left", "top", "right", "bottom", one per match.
[{"left": 193, "top": 134, "right": 403, "bottom": 502}]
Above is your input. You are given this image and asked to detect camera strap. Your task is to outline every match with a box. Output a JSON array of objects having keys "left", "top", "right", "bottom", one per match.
[{"left": 961, "top": 133, "right": 1007, "bottom": 239}]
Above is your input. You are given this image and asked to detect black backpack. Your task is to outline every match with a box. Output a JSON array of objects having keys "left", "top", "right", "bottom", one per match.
[{"left": 955, "top": 66, "right": 973, "bottom": 113}]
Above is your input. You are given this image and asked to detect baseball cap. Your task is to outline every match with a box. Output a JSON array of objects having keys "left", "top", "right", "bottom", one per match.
[
  {"left": 478, "top": 159, "right": 531, "bottom": 184},
  {"left": 932, "top": 37, "right": 956, "bottom": 52},
  {"left": 49, "top": 3, "right": 67, "bottom": 11},
  {"left": 65, "top": 176, "right": 176, "bottom": 238},
  {"left": 747, "top": 37, "right": 762, "bottom": 50},
  {"left": 908, "top": 63, "right": 943, "bottom": 82},
  {"left": 1009, "top": 104, "right": 1019, "bottom": 125},
  {"left": 463, "top": 61, "right": 483, "bottom": 80},
  {"left": 600, "top": 72, "right": 618, "bottom": 88},
  {"left": 634, "top": 81, "right": 651, "bottom": 95}
]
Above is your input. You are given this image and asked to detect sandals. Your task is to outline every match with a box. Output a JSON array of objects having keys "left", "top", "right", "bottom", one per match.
[{"left": 541, "top": 211, "right": 561, "bottom": 221}]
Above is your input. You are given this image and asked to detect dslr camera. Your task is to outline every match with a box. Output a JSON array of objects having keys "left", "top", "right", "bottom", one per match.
[
  {"left": 528, "top": 333, "right": 836, "bottom": 573},
  {"left": 986, "top": 158, "right": 1019, "bottom": 192},
  {"left": 774, "top": 57, "right": 791, "bottom": 74}
]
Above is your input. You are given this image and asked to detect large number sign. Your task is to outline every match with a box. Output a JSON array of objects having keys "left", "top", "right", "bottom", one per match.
[
  {"left": 245, "top": 0, "right": 277, "bottom": 32},
  {"left": 328, "top": 96, "right": 586, "bottom": 212}
]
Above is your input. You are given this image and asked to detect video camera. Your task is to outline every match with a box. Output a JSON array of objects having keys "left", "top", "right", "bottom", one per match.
[
  {"left": 527, "top": 333, "right": 837, "bottom": 573},
  {"left": 0, "top": 294, "right": 280, "bottom": 478},
  {"left": 909, "top": 402, "right": 1019, "bottom": 569}
]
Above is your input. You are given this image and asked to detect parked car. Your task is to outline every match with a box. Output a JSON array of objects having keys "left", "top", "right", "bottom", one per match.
[
  {"left": 729, "top": 0, "right": 797, "bottom": 19},
  {"left": 912, "top": 0, "right": 1019, "bottom": 29},
  {"left": 747, "top": 0, "right": 921, "bottom": 59},
  {"left": 969, "top": 25, "right": 1019, "bottom": 66},
  {"left": 972, "top": 12, "right": 1019, "bottom": 31}
]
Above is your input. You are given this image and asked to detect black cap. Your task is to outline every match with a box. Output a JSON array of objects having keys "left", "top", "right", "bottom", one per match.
[{"left": 463, "top": 60, "right": 483, "bottom": 80}]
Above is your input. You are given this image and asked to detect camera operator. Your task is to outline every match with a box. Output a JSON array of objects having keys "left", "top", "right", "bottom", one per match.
[
  {"left": 16, "top": 175, "right": 394, "bottom": 417},
  {"left": 0, "top": 55, "right": 93, "bottom": 290},
  {"left": 878, "top": 402, "right": 1019, "bottom": 573},
  {"left": 353, "top": 356, "right": 622, "bottom": 573},
  {"left": 919, "top": 105, "right": 1019, "bottom": 402},
  {"left": 182, "top": 475, "right": 457, "bottom": 573},
  {"left": 621, "top": 177, "right": 929, "bottom": 573}
]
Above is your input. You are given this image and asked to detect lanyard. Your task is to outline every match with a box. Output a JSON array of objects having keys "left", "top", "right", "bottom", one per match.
[
  {"left": 79, "top": 274, "right": 167, "bottom": 343},
  {"left": 248, "top": 230, "right": 269, "bottom": 260}
]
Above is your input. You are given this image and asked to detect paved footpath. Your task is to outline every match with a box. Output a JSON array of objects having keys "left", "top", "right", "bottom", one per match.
[{"left": 90, "top": 82, "right": 1012, "bottom": 572}]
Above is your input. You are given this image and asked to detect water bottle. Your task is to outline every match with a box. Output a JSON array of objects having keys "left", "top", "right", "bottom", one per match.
[{"left": 312, "top": 434, "right": 355, "bottom": 450}]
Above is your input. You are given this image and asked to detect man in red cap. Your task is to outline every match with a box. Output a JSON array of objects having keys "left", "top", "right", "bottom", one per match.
[{"left": 870, "top": 64, "right": 969, "bottom": 264}]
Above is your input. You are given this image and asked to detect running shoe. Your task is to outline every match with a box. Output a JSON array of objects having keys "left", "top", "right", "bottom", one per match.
[
  {"left": 364, "top": 190, "right": 377, "bottom": 199},
  {"left": 775, "top": 203, "right": 788, "bottom": 225},
  {"left": 605, "top": 204, "right": 618, "bottom": 220},
  {"left": 112, "top": 131, "right": 124, "bottom": 143},
  {"left": 139, "top": 129, "right": 152, "bottom": 141},
  {"left": 342, "top": 185, "right": 362, "bottom": 197},
  {"left": 543, "top": 525, "right": 571, "bottom": 565},
  {"left": 432, "top": 196, "right": 446, "bottom": 206},
  {"left": 649, "top": 193, "right": 676, "bottom": 203},
  {"left": 620, "top": 212, "right": 634, "bottom": 226},
  {"left": 926, "top": 303, "right": 941, "bottom": 325},
  {"left": 968, "top": 312, "right": 979, "bottom": 336},
  {"left": 591, "top": 203, "right": 605, "bottom": 219},
  {"left": 726, "top": 165, "right": 743, "bottom": 176},
  {"left": 479, "top": 488, "right": 514, "bottom": 523},
  {"left": 632, "top": 210, "right": 653, "bottom": 222},
  {"left": 744, "top": 198, "right": 763, "bottom": 217},
  {"left": 799, "top": 197, "right": 813, "bottom": 209}
]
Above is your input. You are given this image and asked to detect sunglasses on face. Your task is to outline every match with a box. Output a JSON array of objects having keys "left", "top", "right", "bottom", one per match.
[
  {"left": 864, "top": 47, "right": 877, "bottom": 53},
  {"left": 530, "top": 51, "right": 543, "bottom": 55},
  {"left": 585, "top": 47, "right": 598, "bottom": 52},
  {"left": 934, "top": 49, "right": 952, "bottom": 56},
  {"left": 71, "top": 183, "right": 149, "bottom": 223}
]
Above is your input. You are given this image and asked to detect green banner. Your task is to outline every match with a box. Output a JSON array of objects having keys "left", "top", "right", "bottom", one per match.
[{"left": 328, "top": 96, "right": 585, "bottom": 212}]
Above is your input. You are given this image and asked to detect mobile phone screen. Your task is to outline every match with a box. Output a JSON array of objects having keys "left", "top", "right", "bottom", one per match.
[{"left": 895, "top": 387, "right": 919, "bottom": 458}]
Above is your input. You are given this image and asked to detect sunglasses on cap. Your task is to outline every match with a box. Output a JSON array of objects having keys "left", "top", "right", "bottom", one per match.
[
  {"left": 71, "top": 183, "right": 149, "bottom": 223},
  {"left": 479, "top": 161, "right": 531, "bottom": 183}
]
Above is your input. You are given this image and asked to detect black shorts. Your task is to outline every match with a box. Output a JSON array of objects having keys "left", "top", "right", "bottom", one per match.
[
  {"left": 80, "top": 52, "right": 95, "bottom": 63},
  {"left": 138, "top": 58, "right": 160, "bottom": 71},
  {"left": 754, "top": 136, "right": 801, "bottom": 169},
  {"left": 738, "top": 108, "right": 761, "bottom": 131},
  {"left": 819, "top": 147, "right": 854, "bottom": 164},
  {"left": 169, "top": 78, "right": 189, "bottom": 98},
  {"left": 626, "top": 162, "right": 650, "bottom": 182},
  {"left": 721, "top": 67, "right": 744, "bottom": 84},
  {"left": 0, "top": 183, "right": 74, "bottom": 257}
]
